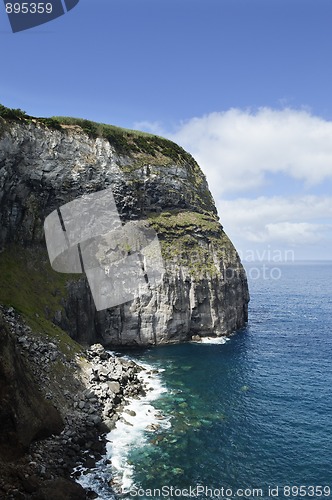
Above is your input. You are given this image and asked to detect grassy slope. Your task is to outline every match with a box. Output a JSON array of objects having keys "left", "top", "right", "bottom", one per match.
[{"left": 0, "top": 246, "right": 82, "bottom": 356}]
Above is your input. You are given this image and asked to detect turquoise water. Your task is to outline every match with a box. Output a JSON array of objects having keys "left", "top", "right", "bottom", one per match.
[{"left": 124, "top": 262, "right": 332, "bottom": 499}]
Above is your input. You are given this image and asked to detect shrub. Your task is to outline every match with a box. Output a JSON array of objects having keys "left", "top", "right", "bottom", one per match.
[{"left": 0, "top": 104, "right": 26, "bottom": 120}]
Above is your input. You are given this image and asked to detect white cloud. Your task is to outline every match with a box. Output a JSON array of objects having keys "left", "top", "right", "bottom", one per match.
[
  {"left": 135, "top": 108, "right": 332, "bottom": 258},
  {"left": 218, "top": 196, "right": 332, "bottom": 246},
  {"left": 168, "top": 108, "right": 332, "bottom": 196},
  {"left": 218, "top": 195, "right": 332, "bottom": 226},
  {"left": 252, "top": 222, "right": 327, "bottom": 245}
]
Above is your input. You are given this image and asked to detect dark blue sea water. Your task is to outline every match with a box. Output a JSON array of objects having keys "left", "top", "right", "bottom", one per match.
[{"left": 82, "top": 262, "right": 332, "bottom": 500}]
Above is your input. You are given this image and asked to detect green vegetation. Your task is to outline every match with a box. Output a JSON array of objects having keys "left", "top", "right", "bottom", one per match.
[
  {"left": 37, "top": 117, "right": 63, "bottom": 131},
  {"left": 0, "top": 103, "right": 196, "bottom": 164},
  {"left": 0, "top": 104, "right": 61, "bottom": 133},
  {"left": 148, "top": 210, "right": 221, "bottom": 237},
  {"left": 52, "top": 116, "right": 195, "bottom": 162},
  {"left": 0, "top": 104, "right": 26, "bottom": 120},
  {"left": 0, "top": 246, "right": 82, "bottom": 357},
  {"left": 148, "top": 210, "right": 237, "bottom": 278},
  {"left": 0, "top": 104, "right": 215, "bottom": 212},
  {"left": 0, "top": 103, "right": 216, "bottom": 211}
]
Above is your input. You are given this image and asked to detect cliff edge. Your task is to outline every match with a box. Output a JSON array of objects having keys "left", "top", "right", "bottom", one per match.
[{"left": 0, "top": 106, "right": 249, "bottom": 347}]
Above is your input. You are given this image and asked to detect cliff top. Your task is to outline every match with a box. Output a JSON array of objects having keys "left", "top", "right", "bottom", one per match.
[
  {"left": 0, "top": 103, "right": 218, "bottom": 219},
  {"left": 0, "top": 103, "right": 194, "bottom": 164}
]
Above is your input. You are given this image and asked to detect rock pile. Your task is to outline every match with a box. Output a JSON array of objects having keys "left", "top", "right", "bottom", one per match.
[
  {"left": 0, "top": 306, "right": 147, "bottom": 499},
  {"left": 85, "top": 343, "right": 145, "bottom": 430}
]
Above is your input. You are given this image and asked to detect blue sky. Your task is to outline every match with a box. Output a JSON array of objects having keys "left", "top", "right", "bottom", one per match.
[{"left": 1, "top": 0, "right": 332, "bottom": 260}]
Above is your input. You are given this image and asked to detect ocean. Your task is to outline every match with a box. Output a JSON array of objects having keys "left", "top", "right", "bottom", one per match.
[{"left": 79, "top": 262, "right": 332, "bottom": 500}]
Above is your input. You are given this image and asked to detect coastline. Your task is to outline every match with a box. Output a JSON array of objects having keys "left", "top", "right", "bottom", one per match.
[
  {"left": 0, "top": 306, "right": 149, "bottom": 499},
  {"left": 77, "top": 358, "right": 169, "bottom": 499},
  {"left": 0, "top": 306, "right": 236, "bottom": 499}
]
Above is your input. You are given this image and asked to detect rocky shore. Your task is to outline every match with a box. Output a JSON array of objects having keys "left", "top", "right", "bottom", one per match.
[{"left": 0, "top": 306, "right": 147, "bottom": 499}]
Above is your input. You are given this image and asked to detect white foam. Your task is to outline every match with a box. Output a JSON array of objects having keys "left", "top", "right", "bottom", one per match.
[
  {"left": 107, "top": 361, "right": 170, "bottom": 493},
  {"left": 191, "top": 336, "right": 228, "bottom": 344},
  {"left": 76, "top": 357, "right": 169, "bottom": 499}
]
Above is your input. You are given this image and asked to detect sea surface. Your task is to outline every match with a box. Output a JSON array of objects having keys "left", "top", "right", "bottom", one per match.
[{"left": 80, "top": 262, "right": 332, "bottom": 500}]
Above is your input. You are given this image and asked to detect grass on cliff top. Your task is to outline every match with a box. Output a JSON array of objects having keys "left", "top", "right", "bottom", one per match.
[
  {"left": 0, "top": 246, "right": 82, "bottom": 357},
  {"left": 52, "top": 116, "right": 195, "bottom": 164},
  {"left": 0, "top": 103, "right": 216, "bottom": 214},
  {"left": 0, "top": 103, "right": 194, "bottom": 163}
]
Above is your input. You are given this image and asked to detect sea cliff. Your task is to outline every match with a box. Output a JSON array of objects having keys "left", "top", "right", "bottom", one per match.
[
  {"left": 0, "top": 110, "right": 249, "bottom": 347},
  {"left": 0, "top": 106, "right": 249, "bottom": 497}
]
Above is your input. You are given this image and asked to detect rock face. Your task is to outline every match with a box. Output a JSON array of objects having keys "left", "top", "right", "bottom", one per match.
[
  {"left": 0, "top": 114, "right": 249, "bottom": 346},
  {"left": 0, "top": 313, "right": 64, "bottom": 458}
]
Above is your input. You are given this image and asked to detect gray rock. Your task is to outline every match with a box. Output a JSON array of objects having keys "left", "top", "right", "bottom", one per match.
[
  {"left": 125, "top": 409, "right": 136, "bottom": 417},
  {"left": 109, "top": 365, "right": 123, "bottom": 381},
  {"left": 49, "top": 351, "right": 58, "bottom": 362},
  {"left": 0, "top": 118, "right": 249, "bottom": 347},
  {"left": 97, "top": 366, "right": 111, "bottom": 380},
  {"left": 106, "top": 381, "right": 121, "bottom": 395},
  {"left": 103, "top": 416, "right": 117, "bottom": 430},
  {"left": 87, "top": 415, "right": 102, "bottom": 426},
  {"left": 88, "top": 344, "right": 109, "bottom": 360},
  {"left": 84, "top": 390, "right": 96, "bottom": 400}
]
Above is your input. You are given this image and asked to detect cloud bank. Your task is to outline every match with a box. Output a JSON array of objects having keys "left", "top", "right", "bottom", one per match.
[
  {"left": 218, "top": 196, "right": 332, "bottom": 246},
  {"left": 170, "top": 107, "right": 332, "bottom": 196},
  {"left": 136, "top": 108, "right": 332, "bottom": 258}
]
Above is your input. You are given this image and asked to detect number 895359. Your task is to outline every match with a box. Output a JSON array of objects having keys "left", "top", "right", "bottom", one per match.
[
  {"left": 283, "top": 485, "right": 331, "bottom": 497},
  {"left": 6, "top": 3, "right": 53, "bottom": 14}
]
